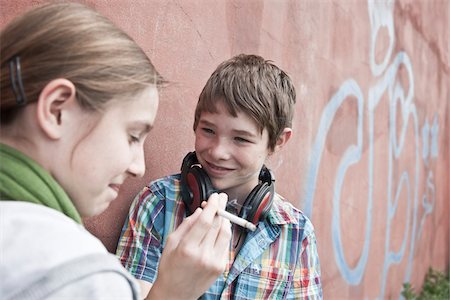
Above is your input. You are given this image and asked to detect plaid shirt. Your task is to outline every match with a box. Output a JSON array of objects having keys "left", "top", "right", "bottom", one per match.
[{"left": 116, "top": 174, "right": 322, "bottom": 299}]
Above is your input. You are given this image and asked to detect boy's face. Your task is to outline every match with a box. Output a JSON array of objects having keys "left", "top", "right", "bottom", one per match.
[{"left": 194, "top": 101, "right": 270, "bottom": 202}]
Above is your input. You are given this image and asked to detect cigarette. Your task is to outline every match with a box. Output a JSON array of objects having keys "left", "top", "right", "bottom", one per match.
[{"left": 217, "top": 209, "right": 257, "bottom": 231}]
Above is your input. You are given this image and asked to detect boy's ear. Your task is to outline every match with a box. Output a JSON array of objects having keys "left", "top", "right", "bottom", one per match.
[
  {"left": 273, "top": 128, "right": 292, "bottom": 153},
  {"left": 36, "top": 79, "right": 76, "bottom": 140}
]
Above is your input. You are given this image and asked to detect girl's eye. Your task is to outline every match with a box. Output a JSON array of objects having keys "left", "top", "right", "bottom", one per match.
[{"left": 129, "top": 135, "right": 140, "bottom": 144}]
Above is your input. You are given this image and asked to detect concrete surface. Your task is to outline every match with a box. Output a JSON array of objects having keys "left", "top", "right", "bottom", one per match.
[{"left": 1, "top": 0, "right": 448, "bottom": 298}]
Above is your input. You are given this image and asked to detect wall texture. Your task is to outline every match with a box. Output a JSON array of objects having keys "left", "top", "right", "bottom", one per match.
[{"left": 2, "top": 0, "right": 448, "bottom": 298}]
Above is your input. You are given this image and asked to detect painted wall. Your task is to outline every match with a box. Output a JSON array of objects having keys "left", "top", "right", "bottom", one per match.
[{"left": 1, "top": 0, "right": 448, "bottom": 298}]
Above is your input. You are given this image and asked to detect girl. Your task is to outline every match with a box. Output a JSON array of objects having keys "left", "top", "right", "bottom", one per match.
[{"left": 0, "top": 3, "right": 230, "bottom": 299}]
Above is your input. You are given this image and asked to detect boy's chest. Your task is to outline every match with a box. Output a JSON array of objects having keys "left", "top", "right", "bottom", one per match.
[
  {"left": 204, "top": 236, "right": 295, "bottom": 300},
  {"left": 230, "top": 225, "right": 246, "bottom": 257}
]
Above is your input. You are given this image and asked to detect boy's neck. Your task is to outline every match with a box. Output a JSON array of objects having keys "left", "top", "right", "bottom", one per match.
[
  {"left": 223, "top": 191, "right": 246, "bottom": 213},
  {"left": 222, "top": 176, "right": 260, "bottom": 207}
]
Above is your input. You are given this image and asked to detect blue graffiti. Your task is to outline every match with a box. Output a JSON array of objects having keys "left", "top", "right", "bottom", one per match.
[{"left": 302, "top": 0, "right": 440, "bottom": 298}]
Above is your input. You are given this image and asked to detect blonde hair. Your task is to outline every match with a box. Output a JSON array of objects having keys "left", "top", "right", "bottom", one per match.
[{"left": 1, "top": 2, "right": 165, "bottom": 123}]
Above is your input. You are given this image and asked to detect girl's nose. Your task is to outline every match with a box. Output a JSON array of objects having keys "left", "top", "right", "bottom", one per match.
[{"left": 128, "top": 147, "right": 146, "bottom": 177}]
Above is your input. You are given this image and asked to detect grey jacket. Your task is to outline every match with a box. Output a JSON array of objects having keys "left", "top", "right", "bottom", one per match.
[{"left": 0, "top": 202, "right": 140, "bottom": 300}]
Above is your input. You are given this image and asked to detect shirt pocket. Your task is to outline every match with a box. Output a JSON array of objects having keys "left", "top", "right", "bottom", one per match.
[{"left": 236, "top": 263, "right": 293, "bottom": 299}]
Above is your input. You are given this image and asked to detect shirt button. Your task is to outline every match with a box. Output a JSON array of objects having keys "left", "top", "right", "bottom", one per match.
[
  {"left": 253, "top": 265, "right": 261, "bottom": 275},
  {"left": 258, "top": 239, "right": 266, "bottom": 248}
]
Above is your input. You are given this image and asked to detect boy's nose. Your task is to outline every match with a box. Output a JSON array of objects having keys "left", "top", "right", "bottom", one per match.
[{"left": 209, "top": 138, "right": 231, "bottom": 160}]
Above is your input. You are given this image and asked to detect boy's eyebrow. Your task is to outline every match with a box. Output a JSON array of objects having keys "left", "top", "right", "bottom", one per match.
[
  {"left": 232, "top": 129, "right": 258, "bottom": 138},
  {"left": 198, "top": 119, "right": 215, "bottom": 127}
]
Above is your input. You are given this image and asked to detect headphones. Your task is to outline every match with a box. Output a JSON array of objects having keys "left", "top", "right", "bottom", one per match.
[{"left": 180, "top": 152, "right": 275, "bottom": 227}]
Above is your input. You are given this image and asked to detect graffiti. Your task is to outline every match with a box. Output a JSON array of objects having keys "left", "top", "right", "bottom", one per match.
[{"left": 302, "top": 0, "right": 440, "bottom": 298}]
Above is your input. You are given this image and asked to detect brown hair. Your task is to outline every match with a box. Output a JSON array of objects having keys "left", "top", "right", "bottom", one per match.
[
  {"left": 1, "top": 2, "right": 166, "bottom": 124},
  {"left": 193, "top": 54, "right": 296, "bottom": 151}
]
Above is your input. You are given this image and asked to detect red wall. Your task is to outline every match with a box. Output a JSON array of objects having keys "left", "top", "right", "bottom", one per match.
[{"left": 2, "top": 0, "right": 448, "bottom": 298}]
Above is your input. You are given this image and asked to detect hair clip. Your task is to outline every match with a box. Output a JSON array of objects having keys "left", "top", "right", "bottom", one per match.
[{"left": 9, "top": 56, "right": 27, "bottom": 106}]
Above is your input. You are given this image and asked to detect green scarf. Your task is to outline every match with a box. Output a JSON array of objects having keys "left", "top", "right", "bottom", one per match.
[{"left": 0, "top": 143, "right": 82, "bottom": 224}]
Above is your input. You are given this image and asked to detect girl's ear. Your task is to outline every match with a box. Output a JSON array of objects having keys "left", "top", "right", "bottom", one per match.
[
  {"left": 36, "top": 79, "right": 76, "bottom": 140},
  {"left": 273, "top": 128, "right": 292, "bottom": 153}
]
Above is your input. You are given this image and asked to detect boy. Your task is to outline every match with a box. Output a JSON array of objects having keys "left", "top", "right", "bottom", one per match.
[{"left": 117, "top": 54, "right": 322, "bottom": 299}]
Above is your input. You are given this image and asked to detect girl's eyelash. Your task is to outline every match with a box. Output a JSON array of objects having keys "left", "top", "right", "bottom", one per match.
[{"left": 129, "top": 135, "right": 140, "bottom": 143}]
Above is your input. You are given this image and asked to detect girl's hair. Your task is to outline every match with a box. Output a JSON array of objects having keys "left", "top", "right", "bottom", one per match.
[
  {"left": 1, "top": 2, "right": 166, "bottom": 124},
  {"left": 193, "top": 54, "right": 296, "bottom": 151}
]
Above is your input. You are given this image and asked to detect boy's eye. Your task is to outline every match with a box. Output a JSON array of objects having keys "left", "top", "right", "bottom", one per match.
[
  {"left": 235, "top": 137, "right": 251, "bottom": 143},
  {"left": 201, "top": 127, "right": 215, "bottom": 134}
]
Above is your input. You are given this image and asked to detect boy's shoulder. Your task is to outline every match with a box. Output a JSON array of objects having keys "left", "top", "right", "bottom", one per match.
[
  {"left": 139, "top": 173, "right": 181, "bottom": 194},
  {"left": 133, "top": 173, "right": 181, "bottom": 204},
  {"left": 269, "top": 194, "right": 315, "bottom": 232},
  {"left": 148, "top": 173, "right": 181, "bottom": 188}
]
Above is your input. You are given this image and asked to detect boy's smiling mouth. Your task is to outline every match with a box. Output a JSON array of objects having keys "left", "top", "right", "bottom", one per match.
[{"left": 205, "top": 161, "right": 234, "bottom": 176}]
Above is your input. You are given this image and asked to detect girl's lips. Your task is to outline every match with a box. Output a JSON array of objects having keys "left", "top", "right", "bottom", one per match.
[
  {"left": 107, "top": 184, "right": 122, "bottom": 202},
  {"left": 109, "top": 184, "right": 121, "bottom": 193}
]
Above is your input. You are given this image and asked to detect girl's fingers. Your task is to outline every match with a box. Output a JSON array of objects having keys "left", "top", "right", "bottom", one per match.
[
  {"left": 201, "top": 193, "right": 231, "bottom": 248},
  {"left": 166, "top": 207, "right": 202, "bottom": 250},
  {"left": 181, "top": 193, "right": 221, "bottom": 245}
]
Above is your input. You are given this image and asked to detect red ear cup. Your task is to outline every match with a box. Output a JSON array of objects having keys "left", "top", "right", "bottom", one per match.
[
  {"left": 181, "top": 152, "right": 215, "bottom": 216},
  {"left": 185, "top": 171, "right": 202, "bottom": 215},
  {"left": 185, "top": 166, "right": 214, "bottom": 214},
  {"left": 239, "top": 182, "right": 274, "bottom": 225},
  {"left": 251, "top": 187, "right": 273, "bottom": 224}
]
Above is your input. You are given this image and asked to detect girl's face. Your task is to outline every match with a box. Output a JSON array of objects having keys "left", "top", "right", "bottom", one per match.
[
  {"left": 194, "top": 101, "right": 271, "bottom": 203},
  {"left": 54, "top": 87, "right": 159, "bottom": 217}
]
